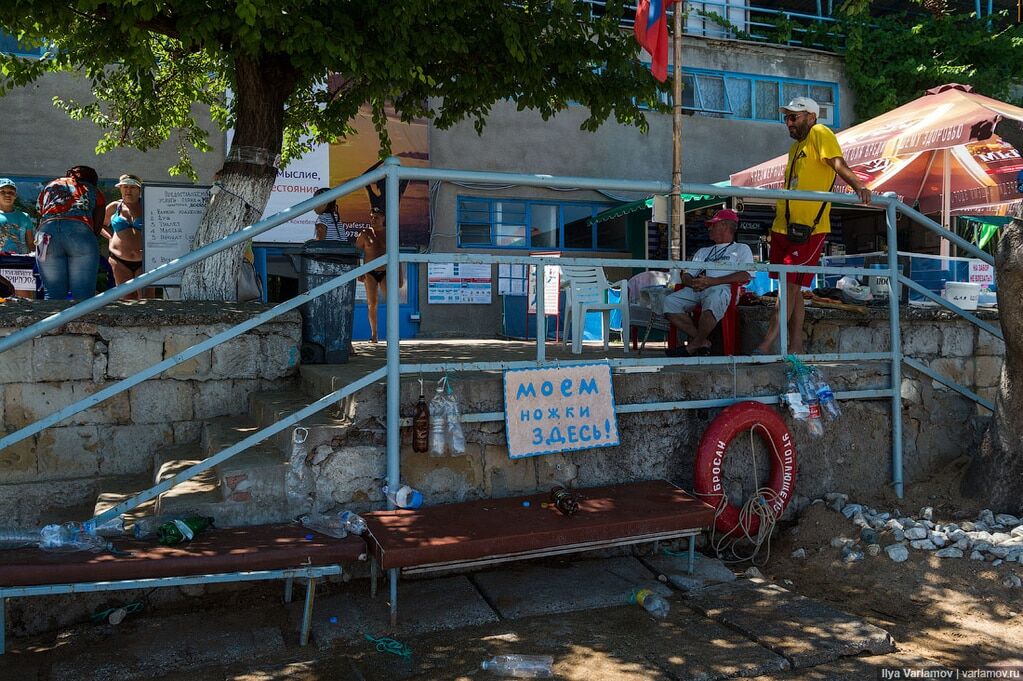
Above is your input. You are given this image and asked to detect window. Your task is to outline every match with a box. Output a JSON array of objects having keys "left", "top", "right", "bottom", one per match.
[
  {"left": 646, "top": 67, "right": 840, "bottom": 127},
  {"left": 0, "top": 32, "right": 46, "bottom": 58},
  {"left": 457, "top": 197, "right": 620, "bottom": 250}
]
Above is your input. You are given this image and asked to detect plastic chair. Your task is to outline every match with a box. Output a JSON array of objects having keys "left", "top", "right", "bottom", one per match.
[
  {"left": 560, "top": 265, "right": 629, "bottom": 354},
  {"left": 666, "top": 282, "right": 743, "bottom": 356}
]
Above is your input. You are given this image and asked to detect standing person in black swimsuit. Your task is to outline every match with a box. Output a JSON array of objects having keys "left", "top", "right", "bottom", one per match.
[
  {"left": 312, "top": 187, "right": 347, "bottom": 241},
  {"left": 101, "top": 174, "right": 146, "bottom": 299},
  {"left": 355, "top": 206, "right": 403, "bottom": 343}
]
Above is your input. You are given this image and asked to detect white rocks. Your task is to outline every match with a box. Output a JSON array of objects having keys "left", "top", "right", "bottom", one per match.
[
  {"left": 971, "top": 550, "right": 986, "bottom": 560},
  {"left": 954, "top": 538, "right": 970, "bottom": 551},
  {"left": 892, "top": 528, "right": 906, "bottom": 542},
  {"left": 993, "top": 560, "right": 1004, "bottom": 567},
  {"left": 1011, "top": 526, "right": 1023, "bottom": 539},
  {"left": 991, "top": 533, "right": 1013, "bottom": 545},
  {"left": 866, "top": 544, "right": 881, "bottom": 556},
  {"left": 920, "top": 506, "right": 934, "bottom": 521},
  {"left": 995, "top": 514, "right": 1020, "bottom": 526},
  {"left": 841, "top": 503, "right": 863, "bottom": 519},
  {"left": 886, "top": 544, "right": 910, "bottom": 562},
  {"left": 831, "top": 536, "right": 855, "bottom": 548},
  {"left": 960, "top": 521, "right": 977, "bottom": 532},
  {"left": 979, "top": 509, "right": 995, "bottom": 526},
  {"left": 910, "top": 539, "right": 937, "bottom": 550},
  {"left": 934, "top": 548, "right": 963, "bottom": 559},
  {"left": 905, "top": 527, "right": 929, "bottom": 540},
  {"left": 929, "top": 532, "right": 947, "bottom": 548},
  {"left": 791, "top": 548, "right": 807, "bottom": 559}
]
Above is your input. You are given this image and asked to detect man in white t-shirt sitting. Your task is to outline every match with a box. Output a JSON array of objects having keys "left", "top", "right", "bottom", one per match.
[{"left": 663, "top": 209, "right": 753, "bottom": 356}]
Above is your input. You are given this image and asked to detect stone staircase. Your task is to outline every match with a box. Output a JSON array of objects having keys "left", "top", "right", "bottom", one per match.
[{"left": 93, "top": 365, "right": 392, "bottom": 529}]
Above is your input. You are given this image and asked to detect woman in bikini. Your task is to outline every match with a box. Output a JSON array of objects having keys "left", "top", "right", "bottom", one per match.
[
  {"left": 101, "top": 174, "right": 146, "bottom": 299},
  {"left": 355, "top": 206, "right": 404, "bottom": 342}
]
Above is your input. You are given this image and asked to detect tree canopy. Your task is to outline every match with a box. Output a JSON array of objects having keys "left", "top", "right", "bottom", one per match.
[{"left": 0, "top": 0, "right": 660, "bottom": 180}]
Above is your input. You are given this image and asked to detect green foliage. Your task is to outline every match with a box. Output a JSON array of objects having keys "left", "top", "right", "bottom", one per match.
[
  {"left": 0, "top": 1, "right": 662, "bottom": 178},
  {"left": 842, "top": 12, "right": 1023, "bottom": 121}
]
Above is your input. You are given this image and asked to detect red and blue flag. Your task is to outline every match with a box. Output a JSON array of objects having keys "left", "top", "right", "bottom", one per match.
[{"left": 634, "top": 0, "right": 673, "bottom": 82}]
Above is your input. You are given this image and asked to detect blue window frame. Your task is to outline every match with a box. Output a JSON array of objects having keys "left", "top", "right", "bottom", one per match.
[
  {"left": 457, "top": 197, "right": 622, "bottom": 250},
  {"left": 649, "top": 67, "right": 840, "bottom": 127},
  {"left": 0, "top": 32, "right": 46, "bottom": 58}
]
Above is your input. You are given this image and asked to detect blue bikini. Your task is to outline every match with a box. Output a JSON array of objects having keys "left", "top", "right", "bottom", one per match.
[{"left": 109, "top": 201, "right": 143, "bottom": 233}]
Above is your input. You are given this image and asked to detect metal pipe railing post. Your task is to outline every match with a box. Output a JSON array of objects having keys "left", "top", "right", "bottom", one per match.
[
  {"left": 384, "top": 157, "right": 402, "bottom": 508},
  {"left": 778, "top": 275, "right": 789, "bottom": 355},
  {"left": 886, "top": 200, "right": 905, "bottom": 499},
  {"left": 535, "top": 263, "right": 546, "bottom": 363}
]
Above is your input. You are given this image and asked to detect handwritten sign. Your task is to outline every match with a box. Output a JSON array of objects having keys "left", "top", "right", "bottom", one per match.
[
  {"left": 143, "top": 184, "right": 211, "bottom": 285},
  {"left": 0, "top": 267, "right": 36, "bottom": 293},
  {"left": 503, "top": 362, "right": 620, "bottom": 459},
  {"left": 969, "top": 260, "right": 995, "bottom": 289}
]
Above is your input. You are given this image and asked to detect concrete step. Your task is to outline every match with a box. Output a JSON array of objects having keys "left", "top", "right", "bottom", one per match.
[
  {"left": 153, "top": 441, "right": 292, "bottom": 528},
  {"left": 298, "top": 365, "right": 387, "bottom": 421},
  {"left": 92, "top": 473, "right": 159, "bottom": 534},
  {"left": 202, "top": 417, "right": 287, "bottom": 501},
  {"left": 246, "top": 390, "right": 374, "bottom": 452}
]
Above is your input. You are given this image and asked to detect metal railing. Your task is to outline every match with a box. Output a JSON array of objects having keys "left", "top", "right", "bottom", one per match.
[{"left": 0, "top": 159, "right": 1001, "bottom": 533}]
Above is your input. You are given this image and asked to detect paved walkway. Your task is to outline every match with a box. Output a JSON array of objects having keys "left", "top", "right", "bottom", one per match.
[{"left": 0, "top": 553, "right": 941, "bottom": 680}]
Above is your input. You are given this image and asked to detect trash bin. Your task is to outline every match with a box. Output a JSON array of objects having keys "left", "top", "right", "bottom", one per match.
[{"left": 288, "top": 240, "right": 360, "bottom": 364}]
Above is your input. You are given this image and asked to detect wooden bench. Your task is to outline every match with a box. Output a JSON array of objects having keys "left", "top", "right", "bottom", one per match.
[
  {"left": 0, "top": 523, "right": 367, "bottom": 653},
  {"left": 362, "top": 479, "right": 715, "bottom": 624}
]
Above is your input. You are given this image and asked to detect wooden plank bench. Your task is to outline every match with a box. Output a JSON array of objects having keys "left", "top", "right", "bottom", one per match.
[
  {"left": 362, "top": 479, "right": 715, "bottom": 624},
  {"left": 0, "top": 523, "right": 367, "bottom": 653}
]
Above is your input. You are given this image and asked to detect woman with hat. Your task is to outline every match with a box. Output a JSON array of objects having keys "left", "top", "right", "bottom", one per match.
[
  {"left": 101, "top": 174, "right": 146, "bottom": 298},
  {"left": 36, "top": 165, "right": 105, "bottom": 300}
]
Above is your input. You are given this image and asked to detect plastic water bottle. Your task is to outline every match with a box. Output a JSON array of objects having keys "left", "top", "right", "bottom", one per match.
[
  {"left": 132, "top": 514, "right": 197, "bottom": 540},
  {"left": 340, "top": 511, "right": 367, "bottom": 535},
  {"left": 0, "top": 528, "right": 40, "bottom": 549},
  {"left": 446, "top": 397, "right": 466, "bottom": 455},
  {"left": 383, "top": 484, "right": 424, "bottom": 510},
  {"left": 39, "top": 523, "right": 109, "bottom": 552},
  {"left": 811, "top": 368, "right": 841, "bottom": 420},
  {"left": 480, "top": 654, "right": 554, "bottom": 678},
  {"left": 796, "top": 371, "right": 825, "bottom": 437},
  {"left": 429, "top": 388, "right": 447, "bottom": 456},
  {"left": 83, "top": 516, "right": 126, "bottom": 537},
  {"left": 784, "top": 371, "right": 809, "bottom": 421},
  {"left": 630, "top": 588, "right": 670, "bottom": 618}
]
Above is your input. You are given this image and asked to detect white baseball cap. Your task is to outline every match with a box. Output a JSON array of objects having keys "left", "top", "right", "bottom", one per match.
[{"left": 780, "top": 97, "right": 820, "bottom": 116}]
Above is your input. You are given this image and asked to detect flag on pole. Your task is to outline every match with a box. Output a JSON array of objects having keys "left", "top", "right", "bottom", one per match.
[{"left": 634, "top": 0, "right": 672, "bottom": 82}]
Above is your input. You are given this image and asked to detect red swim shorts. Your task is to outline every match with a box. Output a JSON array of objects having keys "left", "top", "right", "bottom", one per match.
[{"left": 769, "top": 231, "right": 827, "bottom": 287}]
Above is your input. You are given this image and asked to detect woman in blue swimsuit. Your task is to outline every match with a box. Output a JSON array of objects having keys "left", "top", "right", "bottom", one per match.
[{"left": 101, "top": 174, "right": 146, "bottom": 299}]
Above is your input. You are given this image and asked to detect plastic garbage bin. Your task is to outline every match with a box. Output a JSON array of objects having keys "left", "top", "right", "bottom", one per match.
[{"left": 288, "top": 240, "right": 360, "bottom": 364}]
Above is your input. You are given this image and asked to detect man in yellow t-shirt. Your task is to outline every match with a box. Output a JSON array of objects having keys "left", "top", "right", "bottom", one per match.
[{"left": 755, "top": 97, "right": 872, "bottom": 355}]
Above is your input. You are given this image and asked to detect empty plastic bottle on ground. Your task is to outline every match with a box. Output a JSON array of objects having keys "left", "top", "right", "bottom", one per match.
[
  {"left": 630, "top": 588, "right": 670, "bottom": 618},
  {"left": 340, "top": 511, "right": 368, "bottom": 535},
  {"left": 480, "top": 654, "right": 554, "bottom": 678},
  {"left": 382, "top": 484, "right": 423, "bottom": 510}
]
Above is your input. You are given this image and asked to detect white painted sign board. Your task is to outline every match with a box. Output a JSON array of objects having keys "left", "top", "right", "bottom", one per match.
[{"left": 143, "top": 184, "right": 211, "bottom": 286}]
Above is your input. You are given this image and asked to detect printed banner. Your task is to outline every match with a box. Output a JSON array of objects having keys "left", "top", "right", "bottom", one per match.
[
  {"left": 503, "top": 362, "right": 620, "bottom": 459},
  {"left": 427, "top": 263, "right": 492, "bottom": 304}
]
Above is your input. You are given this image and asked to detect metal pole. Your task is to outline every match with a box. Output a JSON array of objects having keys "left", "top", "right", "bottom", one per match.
[
  {"left": 886, "top": 201, "right": 904, "bottom": 499},
  {"left": 384, "top": 158, "right": 401, "bottom": 506},
  {"left": 671, "top": 2, "right": 685, "bottom": 262},
  {"left": 778, "top": 277, "right": 788, "bottom": 355},
  {"left": 535, "top": 263, "right": 546, "bottom": 363}
]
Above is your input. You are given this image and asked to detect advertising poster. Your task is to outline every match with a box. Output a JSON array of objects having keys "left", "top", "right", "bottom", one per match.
[
  {"left": 427, "top": 263, "right": 492, "bottom": 304},
  {"left": 503, "top": 362, "right": 620, "bottom": 459}
]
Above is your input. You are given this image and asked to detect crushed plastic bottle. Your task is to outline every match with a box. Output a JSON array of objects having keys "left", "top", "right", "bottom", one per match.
[
  {"left": 82, "top": 516, "right": 126, "bottom": 537},
  {"left": 340, "top": 511, "right": 368, "bottom": 535},
  {"left": 383, "top": 484, "right": 424, "bottom": 510},
  {"left": 784, "top": 371, "right": 809, "bottom": 421},
  {"left": 132, "top": 513, "right": 198, "bottom": 540},
  {"left": 39, "top": 523, "right": 110, "bottom": 552},
  {"left": 480, "top": 654, "right": 554, "bottom": 678},
  {"left": 630, "top": 588, "right": 670, "bottom": 618},
  {"left": 298, "top": 512, "right": 348, "bottom": 539},
  {"left": 794, "top": 369, "right": 825, "bottom": 437},
  {"left": 811, "top": 367, "right": 841, "bottom": 420}
]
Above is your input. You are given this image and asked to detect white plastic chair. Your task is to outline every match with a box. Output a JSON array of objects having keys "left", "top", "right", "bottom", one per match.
[{"left": 559, "top": 265, "right": 629, "bottom": 354}]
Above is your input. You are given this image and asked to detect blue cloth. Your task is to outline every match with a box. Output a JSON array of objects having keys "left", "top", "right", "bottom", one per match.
[
  {"left": 0, "top": 210, "right": 34, "bottom": 253},
  {"left": 36, "top": 219, "right": 100, "bottom": 300},
  {"left": 109, "top": 214, "right": 143, "bottom": 233}
]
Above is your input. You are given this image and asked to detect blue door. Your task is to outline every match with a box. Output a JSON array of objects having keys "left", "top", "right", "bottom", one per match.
[{"left": 352, "top": 260, "right": 420, "bottom": 340}]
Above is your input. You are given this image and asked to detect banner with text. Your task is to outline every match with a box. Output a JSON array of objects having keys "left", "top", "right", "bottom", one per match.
[{"left": 503, "top": 362, "right": 620, "bottom": 459}]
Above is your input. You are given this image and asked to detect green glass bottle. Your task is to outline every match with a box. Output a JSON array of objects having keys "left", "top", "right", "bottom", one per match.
[{"left": 156, "top": 516, "right": 215, "bottom": 545}]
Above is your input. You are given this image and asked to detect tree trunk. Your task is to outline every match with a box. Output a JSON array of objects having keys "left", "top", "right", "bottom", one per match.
[
  {"left": 961, "top": 201, "right": 1023, "bottom": 515},
  {"left": 180, "top": 54, "right": 298, "bottom": 300}
]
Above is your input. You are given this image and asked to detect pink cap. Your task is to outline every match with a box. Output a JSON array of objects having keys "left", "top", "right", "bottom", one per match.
[{"left": 706, "top": 208, "right": 739, "bottom": 224}]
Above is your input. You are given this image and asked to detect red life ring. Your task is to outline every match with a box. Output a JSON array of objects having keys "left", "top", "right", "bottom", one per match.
[{"left": 694, "top": 401, "right": 797, "bottom": 536}]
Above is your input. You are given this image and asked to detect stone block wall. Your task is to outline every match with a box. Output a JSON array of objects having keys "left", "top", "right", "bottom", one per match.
[{"left": 0, "top": 301, "right": 301, "bottom": 525}]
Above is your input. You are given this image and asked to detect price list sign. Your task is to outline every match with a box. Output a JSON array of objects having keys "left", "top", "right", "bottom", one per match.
[{"left": 143, "top": 184, "right": 211, "bottom": 285}]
